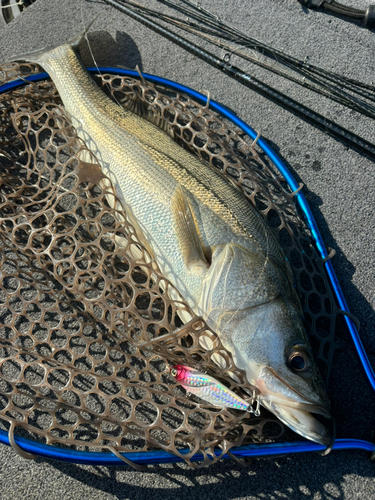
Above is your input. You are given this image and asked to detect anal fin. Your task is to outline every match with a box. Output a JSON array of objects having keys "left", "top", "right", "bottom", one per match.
[{"left": 171, "top": 185, "right": 209, "bottom": 277}]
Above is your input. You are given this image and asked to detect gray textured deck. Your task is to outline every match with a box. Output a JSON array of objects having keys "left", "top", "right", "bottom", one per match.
[{"left": 0, "top": 0, "right": 374, "bottom": 498}]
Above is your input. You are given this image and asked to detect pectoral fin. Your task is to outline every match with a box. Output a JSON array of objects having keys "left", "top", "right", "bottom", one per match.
[{"left": 171, "top": 185, "right": 209, "bottom": 277}]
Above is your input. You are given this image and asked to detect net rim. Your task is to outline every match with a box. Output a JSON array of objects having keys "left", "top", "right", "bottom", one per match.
[
  {"left": 0, "top": 66, "right": 372, "bottom": 465},
  {"left": 0, "top": 432, "right": 373, "bottom": 465}
]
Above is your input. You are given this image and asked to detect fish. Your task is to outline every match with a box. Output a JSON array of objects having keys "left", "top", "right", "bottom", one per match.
[
  {"left": 170, "top": 364, "right": 257, "bottom": 413},
  {"left": 10, "top": 23, "right": 331, "bottom": 445}
]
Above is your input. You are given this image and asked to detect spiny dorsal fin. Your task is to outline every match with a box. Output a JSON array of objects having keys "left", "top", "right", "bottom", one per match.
[{"left": 123, "top": 94, "right": 176, "bottom": 139}]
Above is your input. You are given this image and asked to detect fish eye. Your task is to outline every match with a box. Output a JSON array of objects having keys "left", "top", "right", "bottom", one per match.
[
  {"left": 287, "top": 346, "right": 312, "bottom": 372},
  {"left": 170, "top": 368, "right": 177, "bottom": 377}
]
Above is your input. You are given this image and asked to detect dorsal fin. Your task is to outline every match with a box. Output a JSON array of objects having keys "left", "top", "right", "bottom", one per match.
[{"left": 123, "top": 94, "right": 176, "bottom": 139}]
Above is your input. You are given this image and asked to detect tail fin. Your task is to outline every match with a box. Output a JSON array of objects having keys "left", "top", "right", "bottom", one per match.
[{"left": 7, "top": 16, "right": 97, "bottom": 63}]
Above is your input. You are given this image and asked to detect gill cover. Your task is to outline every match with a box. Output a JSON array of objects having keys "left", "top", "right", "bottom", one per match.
[{"left": 197, "top": 242, "right": 292, "bottom": 324}]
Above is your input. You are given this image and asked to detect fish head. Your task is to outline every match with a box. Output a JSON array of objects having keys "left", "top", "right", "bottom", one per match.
[
  {"left": 255, "top": 341, "right": 332, "bottom": 446},
  {"left": 232, "top": 301, "right": 332, "bottom": 446},
  {"left": 200, "top": 243, "right": 332, "bottom": 445}
]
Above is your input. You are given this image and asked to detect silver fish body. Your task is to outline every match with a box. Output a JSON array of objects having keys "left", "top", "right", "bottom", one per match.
[{"left": 18, "top": 35, "right": 331, "bottom": 445}]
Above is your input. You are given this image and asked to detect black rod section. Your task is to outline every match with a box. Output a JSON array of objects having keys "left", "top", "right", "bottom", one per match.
[{"left": 102, "top": 0, "right": 375, "bottom": 160}]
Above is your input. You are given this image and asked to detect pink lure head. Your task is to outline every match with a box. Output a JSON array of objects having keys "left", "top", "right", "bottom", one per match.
[{"left": 170, "top": 364, "right": 188, "bottom": 382}]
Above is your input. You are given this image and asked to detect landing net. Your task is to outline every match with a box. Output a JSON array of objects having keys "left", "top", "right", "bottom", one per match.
[{"left": 0, "top": 62, "right": 338, "bottom": 468}]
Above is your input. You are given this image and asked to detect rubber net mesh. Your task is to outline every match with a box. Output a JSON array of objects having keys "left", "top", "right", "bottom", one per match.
[{"left": 0, "top": 62, "right": 339, "bottom": 468}]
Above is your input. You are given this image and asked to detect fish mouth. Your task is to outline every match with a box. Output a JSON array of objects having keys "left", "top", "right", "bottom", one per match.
[
  {"left": 258, "top": 366, "right": 331, "bottom": 416},
  {"left": 260, "top": 399, "right": 332, "bottom": 446},
  {"left": 256, "top": 366, "right": 332, "bottom": 445}
]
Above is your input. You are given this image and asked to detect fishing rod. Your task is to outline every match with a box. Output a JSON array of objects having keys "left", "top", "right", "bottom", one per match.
[
  {"left": 102, "top": 0, "right": 375, "bottom": 160},
  {"left": 298, "top": 0, "right": 375, "bottom": 29},
  {"left": 116, "top": 0, "right": 375, "bottom": 119},
  {"left": 177, "top": 1, "right": 375, "bottom": 104},
  {"left": 155, "top": 0, "right": 375, "bottom": 99},
  {"left": 114, "top": 0, "right": 375, "bottom": 115}
]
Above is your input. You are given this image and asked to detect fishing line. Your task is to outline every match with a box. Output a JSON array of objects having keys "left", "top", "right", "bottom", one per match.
[
  {"left": 79, "top": 3, "right": 122, "bottom": 107},
  {"left": 79, "top": 3, "right": 100, "bottom": 75},
  {"left": 102, "top": 0, "right": 375, "bottom": 160}
]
